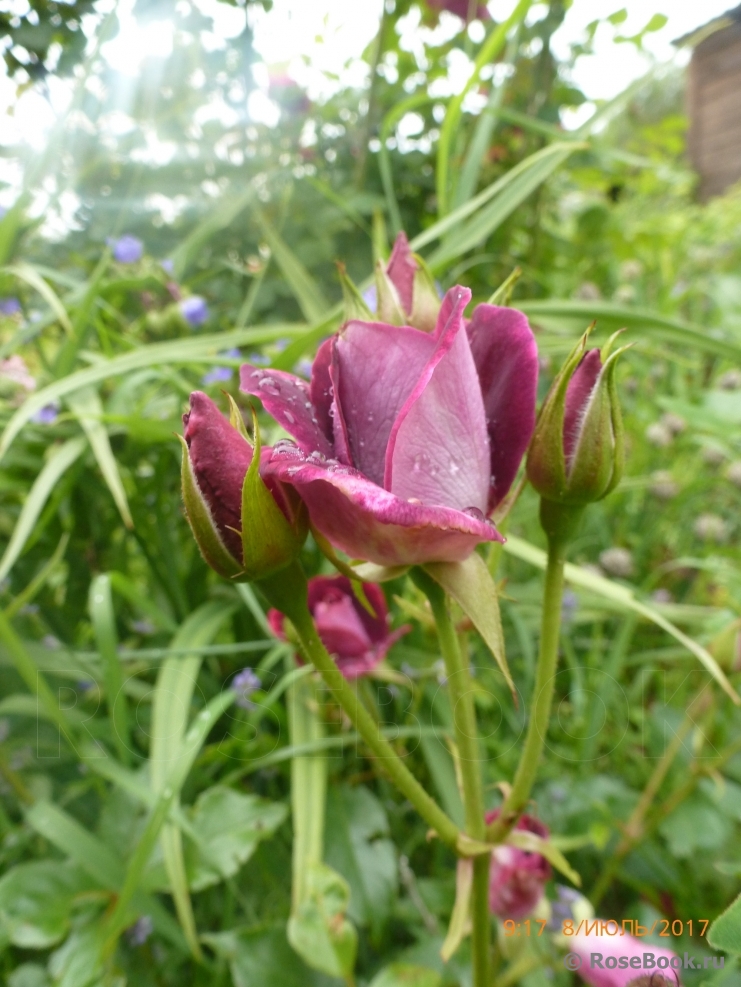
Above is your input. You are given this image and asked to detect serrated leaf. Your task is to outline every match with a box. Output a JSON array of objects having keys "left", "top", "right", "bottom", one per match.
[{"left": 708, "top": 892, "right": 741, "bottom": 954}]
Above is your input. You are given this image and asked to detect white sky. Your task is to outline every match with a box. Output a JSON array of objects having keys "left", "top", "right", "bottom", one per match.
[{"left": 0, "top": 0, "right": 736, "bottom": 201}]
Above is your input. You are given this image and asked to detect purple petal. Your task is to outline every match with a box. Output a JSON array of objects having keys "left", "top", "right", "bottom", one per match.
[
  {"left": 309, "top": 338, "right": 334, "bottom": 445},
  {"left": 385, "top": 286, "right": 489, "bottom": 513},
  {"left": 563, "top": 349, "right": 602, "bottom": 465},
  {"left": 333, "top": 321, "right": 438, "bottom": 485},
  {"left": 240, "top": 364, "right": 334, "bottom": 458},
  {"left": 466, "top": 304, "right": 539, "bottom": 510},
  {"left": 386, "top": 231, "right": 416, "bottom": 316},
  {"left": 329, "top": 341, "right": 353, "bottom": 465},
  {"left": 263, "top": 448, "right": 502, "bottom": 567}
]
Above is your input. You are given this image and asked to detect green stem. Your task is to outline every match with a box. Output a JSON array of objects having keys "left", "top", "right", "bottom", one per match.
[
  {"left": 487, "top": 501, "right": 581, "bottom": 844},
  {"left": 416, "top": 570, "right": 489, "bottom": 987},
  {"left": 260, "top": 566, "right": 461, "bottom": 850}
]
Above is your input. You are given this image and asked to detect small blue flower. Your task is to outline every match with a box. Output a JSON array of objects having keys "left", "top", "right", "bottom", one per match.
[
  {"left": 160, "top": 258, "right": 175, "bottom": 274},
  {"left": 232, "top": 667, "right": 261, "bottom": 709},
  {"left": 248, "top": 352, "right": 270, "bottom": 366},
  {"left": 295, "top": 358, "right": 313, "bottom": 379},
  {"left": 274, "top": 338, "right": 291, "bottom": 352},
  {"left": 31, "top": 401, "right": 60, "bottom": 425},
  {"left": 0, "top": 297, "right": 21, "bottom": 316},
  {"left": 126, "top": 915, "right": 154, "bottom": 947},
  {"left": 220, "top": 347, "right": 241, "bottom": 359},
  {"left": 131, "top": 619, "right": 156, "bottom": 636},
  {"left": 109, "top": 235, "right": 143, "bottom": 264},
  {"left": 180, "top": 296, "right": 209, "bottom": 327},
  {"left": 202, "top": 366, "right": 233, "bottom": 385}
]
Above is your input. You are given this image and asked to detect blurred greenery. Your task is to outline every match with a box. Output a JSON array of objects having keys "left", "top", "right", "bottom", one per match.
[{"left": 1, "top": 1, "right": 741, "bottom": 985}]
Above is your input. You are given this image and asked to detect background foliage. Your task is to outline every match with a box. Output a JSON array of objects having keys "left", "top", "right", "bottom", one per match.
[{"left": 2, "top": 1, "right": 741, "bottom": 985}]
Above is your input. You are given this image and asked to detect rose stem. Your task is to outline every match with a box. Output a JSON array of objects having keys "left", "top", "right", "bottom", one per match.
[
  {"left": 259, "top": 565, "right": 461, "bottom": 851},
  {"left": 487, "top": 500, "right": 582, "bottom": 845},
  {"left": 414, "top": 569, "right": 489, "bottom": 987}
]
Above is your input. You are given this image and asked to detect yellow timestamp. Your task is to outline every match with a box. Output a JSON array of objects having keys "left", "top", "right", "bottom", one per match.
[{"left": 503, "top": 919, "right": 548, "bottom": 937}]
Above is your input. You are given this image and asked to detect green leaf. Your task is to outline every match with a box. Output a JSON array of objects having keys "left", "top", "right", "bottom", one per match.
[
  {"left": 204, "top": 926, "right": 328, "bottom": 987},
  {"left": 257, "top": 212, "right": 329, "bottom": 323},
  {"left": 150, "top": 600, "right": 236, "bottom": 959},
  {"left": 507, "top": 830, "right": 581, "bottom": 886},
  {"left": 89, "top": 573, "right": 130, "bottom": 763},
  {"left": 429, "top": 143, "right": 580, "bottom": 271},
  {"left": 146, "top": 786, "right": 288, "bottom": 891},
  {"left": 369, "top": 964, "right": 442, "bottom": 987},
  {"left": 170, "top": 187, "right": 255, "bottom": 279},
  {"left": 1, "top": 262, "right": 73, "bottom": 335},
  {"left": 67, "top": 387, "right": 132, "bottom": 528},
  {"left": 0, "top": 323, "right": 301, "bottom": 464},
  {"left": 423, "top": 553, "right": 513, "bottom": 696},
  {"left": 658, "top": 795, "right": 730, "bottom": 859},
  {"left": 0, "top": 437, "right": 86, "bottom": 583},
  {"left": 518, "top": 298, "right": 741, "bottom": 362},
  {"left": 287, "top": 862, "right": 358, "bottom": 980},
  {"left": 503, "top": 535, "right": 741, "bottom": 706},
  {"left": 48, "top": 923, "right": 104, "bottom": 987},
  {"left": 0, "top": 861, "right": 89, "bottom": 949},
  {"left": 8, "top": 964, "right": 51, "bottom": 987},
  {"left": 708, "top": 892, "right": 741, "bottom": 954},
  {"left": 324, "top": 784, "right": 398, "bottom": 939}
]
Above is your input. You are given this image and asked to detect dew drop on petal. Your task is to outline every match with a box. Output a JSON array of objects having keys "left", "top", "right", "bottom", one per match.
[
  {"left": 284, "top": 411, "right": 295, "bottom": 424},
  {"left": 463, "top": 506, "right": 486, "bottom": 521}
]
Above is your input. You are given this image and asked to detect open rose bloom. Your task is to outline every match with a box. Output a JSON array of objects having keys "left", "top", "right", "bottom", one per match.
[
  {"left": 242, "top": 277, "right": 538, "bottom": 567},
  {"left": 269, "top": 575, "right": 409, "bottom": 679}
]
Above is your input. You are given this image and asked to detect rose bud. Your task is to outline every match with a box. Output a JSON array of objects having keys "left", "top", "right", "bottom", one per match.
[
  {"left": 241, "top": 285, "right": 538, "bottom": 567},
  {"left": 571, "top": 928, "right": 681, "bottom": 987},
  {"left": 180, "top": 391, "right": 306, "bottom": 581},
  {"left": 527, "top": 329, "right": 628, "bottom": 507},
  {"left": 374, "top": 231, "right": 442, "bottom": 333},
  {"left": 268, "top": 575, "right": 409, "bottom": 679},
  {"left": 485, "top": 810, "right": 551, "bottom": 919}
]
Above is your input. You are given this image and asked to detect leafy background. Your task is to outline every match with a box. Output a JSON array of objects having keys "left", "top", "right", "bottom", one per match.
[{"left": 1, "top": 0, "right": 741, "bottom": 985}]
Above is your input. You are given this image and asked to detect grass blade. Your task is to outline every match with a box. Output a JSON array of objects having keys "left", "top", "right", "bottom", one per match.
[
  {"left": 67, "top": 387, "right": 133, "bottom": 528},
  {"left": 503, "top": 535, "right": 741, "bottom": 706},
  {"left": 0, "top": 437, "right": 86, "bottom": 583},
  {"left": 89, "top": 574, "right": 131, "bottom": 765},
  {"left": 2, "top": 261, "right": 74, "bottom": 335},
  {"left": 3, "top": 533, "right": 69, "bottom": 620},
  {"left": 256, "top": 212, "right": 329, "bottom": 323},
  {"left": 170, "top": 187, "right": 255, "bottom": 279}
]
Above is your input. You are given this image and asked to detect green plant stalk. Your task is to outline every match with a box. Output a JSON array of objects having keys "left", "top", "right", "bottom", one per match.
[
  {"left": 487, "top": 502, "right": 581, "bottom": 844},
  {"left": 260, "top": 566, "right": 461, "bottom": 850},
  {"left": 420, "top": 572, "right": 489, "bottom": 987}
]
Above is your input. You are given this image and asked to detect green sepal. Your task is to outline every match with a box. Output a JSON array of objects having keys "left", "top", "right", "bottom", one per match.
[
  {"left": 375, "top": 260, "right": 406, "bottom": 325},
  {"left": 240, "top": 407, "right": 307, "bottom": 581},
  {"left": 337, "top": 262, "right": 373, "bottom": 323},
  {"left": 526, "top": 326, "right": 593, "bottom": 502},
  {"left": 409, "top": 253, "right": 441, "bottom": 332},
  {"left": 225, "top": 393, "right": 251, "bottom": 444},
  {"left": 178, "top": 434, "right": 245, "bottom": 581},
  {"left": 487, "top": 266, "right": 522, "bottom": 306}
]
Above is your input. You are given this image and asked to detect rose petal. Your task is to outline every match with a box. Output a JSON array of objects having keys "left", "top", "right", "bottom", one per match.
[
  {"left": 329, "top": 339, "right": 354, "bottom": 465},
  {"left": 563, "top": 348, "right": 602, "bottom": 466},
  {"left": 183, "top": 390, "right": 252, "bottom": 561},
  {"left": 309, "top": 338, "right": 335, "bottom": 445},
  {"left": 467, "top": 304, "right": 539, "bottom": 510},
  {"left": 334, "top": 320, "right": 438, "bottom": 484},
  {"left": 264, "top": 449, "right": 502, "bottom": 566},
  {"left": 308, "top": 576, "right": 389, "bottom": 642},
  {"left": 386, "top": 286, "right": 489, "bottom": 513},
  {"left": 386, "top": 231, "right": 417, "bottom": 316},
  {"left": 240, "top": 364, "right": 333, "bottom": 457},
  {"left": 314, "top": 594, "right": 372, "bottom": 658}
]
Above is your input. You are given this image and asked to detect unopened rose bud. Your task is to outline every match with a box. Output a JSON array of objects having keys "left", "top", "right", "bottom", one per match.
[
  {"left": 485, "top": 811, "right": 551, "bottom": 919},
  {"left": 180, "top": 391, "right": 307, "bottom": 581},
  {"left": 527, "top": 330, "right": 627, "bottom": 507},
  {"left": 375, "top": 231, "right": 441, "bottom": 332}
]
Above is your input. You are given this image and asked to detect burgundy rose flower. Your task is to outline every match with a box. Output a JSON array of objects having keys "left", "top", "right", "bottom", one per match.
[
  {"left": 571, "top": 929, "right": 681, "bottom": 987},
  {"left": 485, "top": 810, "right": 551, "bottom": 919},
  {"left": 241, "top": 284, "right": 538, "bottom": 567},
  {"left": 373, "top": 231, "right": 441, "bottom": 333},
  {"left": 268, "top": 575, "right": 409, "bottom": 679},
  {"left": 182, "top": 391, "right": 305, "bottom": 579}
]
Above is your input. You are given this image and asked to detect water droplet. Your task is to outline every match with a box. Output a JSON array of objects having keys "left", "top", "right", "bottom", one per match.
[
  {"left": 367, "top": 411, "right": 374, "bottom": 423},
  {"left": 463, "top": 506, "right": 485, "bottom": 521},
  {"left": 359, "top": 439, "right": 365, "bottom": 448},
  {"left": 449, "top": 461, "right": 459, "bottom": 476},
  {"left": 258, "top": 378, "right": 279, "bottom": 396},
  {"left": 413, "top": 452, "right": 430, "bottom": 473},
  {"left": 250, "top": 369, "right": 264, "bottom": 379},
  {"left": 307, "top": 451, "right": 326, "bottom": 464},
  {"left": 284, "top": 411, "right": 295, "bottom": 424},
  {"left": 285, "top": 466, "right": 303, "bottom": 476},
  {"left": 407, "top": 497, "right": 422, "bottom": 505}
]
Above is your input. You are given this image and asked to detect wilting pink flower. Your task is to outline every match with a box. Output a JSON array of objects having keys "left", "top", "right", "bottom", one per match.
[
  {"left": 485, "top": 810, "right": 551, "bottom": 919},
  {"left": 571, "top": 928, "right": 681, "bottom": 987},
  {"left": 426, "top": 0, "right": 490, "bottom": 21},
  {"left": 268, "top": 575, "right": 408, "bottom": 679},
  {"left": 241, "top": 285, "right": 538, "bottom": 567},
  {"left": 182, "top": 391, "right": 304, "bottom": 578}
]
